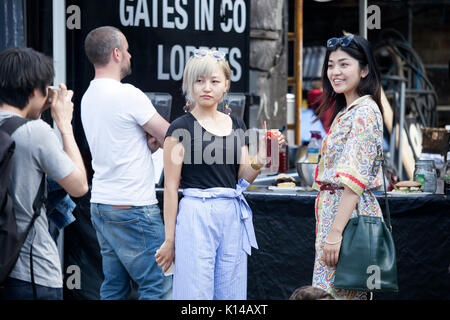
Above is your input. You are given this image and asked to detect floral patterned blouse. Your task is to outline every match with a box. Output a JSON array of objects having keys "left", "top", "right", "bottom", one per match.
[{"left": 312, "top": 95, "right": 384, "bottom": 196}]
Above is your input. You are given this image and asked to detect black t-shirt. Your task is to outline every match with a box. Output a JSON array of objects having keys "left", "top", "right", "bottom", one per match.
[{"left": 165, "top": 112, "right": 248, "bottom": 189}]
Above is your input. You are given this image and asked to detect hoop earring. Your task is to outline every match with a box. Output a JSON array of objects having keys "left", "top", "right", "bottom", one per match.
[{"left": 183, "top": 101, "right": 191, "bottom": 112}]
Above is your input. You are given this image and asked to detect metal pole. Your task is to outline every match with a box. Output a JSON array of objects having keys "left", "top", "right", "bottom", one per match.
[
  {"left": 52, "top": 0, "right": 66, "bottom": 270},
  {"left": 389, "top": 91, "right": 398, "bottom": 167},
  {"left": 359, "top": 0, "right": 367, "bottom": 39},
  {"left": 398, "top": 80, "right": 406, "bottom": 181},
  {"left": 53, "top": 0, "right": 66, "bottom": 87},
  {"left": 294, "top": 0, "right": 303, "bottom": 145},
  {"left": 408, "top": 4, "right": 413, "bottom": 45}
]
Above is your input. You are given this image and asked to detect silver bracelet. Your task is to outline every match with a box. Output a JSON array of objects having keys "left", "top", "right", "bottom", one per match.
[{"left": 325, "top": 236, "right": 342, "bottom": 245}]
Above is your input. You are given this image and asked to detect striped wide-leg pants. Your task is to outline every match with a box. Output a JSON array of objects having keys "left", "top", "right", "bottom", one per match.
[{"left": 172, "top": 182, "right": 257, "bottom": 300}]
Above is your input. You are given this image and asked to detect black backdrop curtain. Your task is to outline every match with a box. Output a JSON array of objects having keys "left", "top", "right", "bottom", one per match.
[
  {"left": 0, "top": 0, "right": 25, "bottom": 51},
  {"left": 64, "top": 191, "right": 450, "bottom": 300}
]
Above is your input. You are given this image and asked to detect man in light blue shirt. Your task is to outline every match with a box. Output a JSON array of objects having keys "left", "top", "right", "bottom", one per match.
[{"left": 301, "top": 108, "right": 327, "bottom": 145}]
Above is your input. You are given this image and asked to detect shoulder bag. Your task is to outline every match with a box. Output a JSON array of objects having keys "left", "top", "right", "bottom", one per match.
[{"left": 334, "top": 158, "right": 399, "bottom": 292}]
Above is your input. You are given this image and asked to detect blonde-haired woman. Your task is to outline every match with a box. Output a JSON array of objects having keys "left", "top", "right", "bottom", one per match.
[{"left": 155, "top": 49, "right": 284, "bottom": 299}]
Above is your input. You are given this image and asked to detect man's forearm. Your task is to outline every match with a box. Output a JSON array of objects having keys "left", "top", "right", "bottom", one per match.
[
  {"left": 60, "top": 126, "right": 87, "bottom": 181},
  {"left": 141, "top": 113, "right": 170, "bottom": 148}
]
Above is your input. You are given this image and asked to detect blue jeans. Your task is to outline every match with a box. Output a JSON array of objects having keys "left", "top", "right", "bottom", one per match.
[
  {"left": 90, "top": 203, "right": 172, "bottom": 300},
  {"left": 0, "top": 277, "right": 62, "bottom": 300}
]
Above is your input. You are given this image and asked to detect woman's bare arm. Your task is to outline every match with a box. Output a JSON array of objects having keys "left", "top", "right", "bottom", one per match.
[{"left": 154, "top": 136, "right": 184, "bottom": 272}]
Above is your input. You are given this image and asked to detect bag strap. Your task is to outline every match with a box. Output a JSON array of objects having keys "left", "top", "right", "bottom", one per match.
[
  {"left": 28, "top": 174, "right": 46, "bottom": 300},
  {"left": 0, "top": 116, "right": 29, "bottom": 210},
  {"left": 2, "top": 116, "right": 45, "bottom": 299},
  {"left": 0, "top": 116, "right": 29, "bottom": 136},
  {"left": 381, "top": 156, "right": 392, "bottom": 232}
]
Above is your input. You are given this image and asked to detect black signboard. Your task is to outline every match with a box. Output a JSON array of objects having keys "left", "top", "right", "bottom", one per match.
[{"left": 66, "top": 0, "right": 250, "bottom": 123}]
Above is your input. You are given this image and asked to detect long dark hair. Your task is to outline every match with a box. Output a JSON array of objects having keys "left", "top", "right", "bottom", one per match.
[{"left": 315, "top": 35, "right": 383, "bottom": 128}]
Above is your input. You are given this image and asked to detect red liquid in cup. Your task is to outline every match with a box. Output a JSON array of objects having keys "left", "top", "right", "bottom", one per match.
[
  {"left": 265, "top": 130, "right": 279, "bottom": 171},
  {"left": 279, "top": 143, "right": 288, "bottom": 173},
  {"left": 266, "top": 132, "right": 272, "bottom": 167}
]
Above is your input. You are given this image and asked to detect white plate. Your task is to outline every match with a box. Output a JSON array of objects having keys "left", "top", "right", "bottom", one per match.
[
  {"left": 387, "top": 191, "right": 433, "bottom": 197},
  {"left": 268, "top": 186, "right": 307, "bottom": 192}
]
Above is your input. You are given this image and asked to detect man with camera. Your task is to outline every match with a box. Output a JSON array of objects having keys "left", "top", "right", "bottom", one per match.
[{"left": 0, "top": 47, "right": 88, "bottom": 300}]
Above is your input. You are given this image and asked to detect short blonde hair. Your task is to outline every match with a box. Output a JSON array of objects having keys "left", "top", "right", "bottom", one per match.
[{"left": 182, "top": 53, "right": 231, "bottom": 106}]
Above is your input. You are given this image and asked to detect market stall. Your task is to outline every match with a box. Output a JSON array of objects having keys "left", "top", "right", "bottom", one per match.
[{"left": 63, "top": 187, "right": 450, "bottom": 300}]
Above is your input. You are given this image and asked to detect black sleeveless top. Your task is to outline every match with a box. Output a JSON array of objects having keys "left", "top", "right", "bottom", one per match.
[{"left": 165, "top": 112, "right": 248, "bottom": 189}]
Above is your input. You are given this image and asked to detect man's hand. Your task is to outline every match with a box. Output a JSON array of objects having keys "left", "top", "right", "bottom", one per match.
[
  {"left": 141, "top": 112, "right": 170, "bottom": 148},
  {"left": 147, "top": 133, "right": 161, "bottom": 152},
  {"left": 49, "top": 83, "right": 74, "bottom": 134}
]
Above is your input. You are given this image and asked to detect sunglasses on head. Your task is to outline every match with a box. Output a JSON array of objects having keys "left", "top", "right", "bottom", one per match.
[
  {"left": 193, "top": 49, "right": 225, "bottom": 60},
  {"left": 326, "top": 36, "right": 356, "bottom": 48}
]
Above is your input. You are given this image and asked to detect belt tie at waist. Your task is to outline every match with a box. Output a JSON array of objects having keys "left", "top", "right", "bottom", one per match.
[
  {"left": 320, "top": 184, "right": 344, "bottom": 194},
  {"left": 182, "top": 179, "right": 258, "bottom": 255}
]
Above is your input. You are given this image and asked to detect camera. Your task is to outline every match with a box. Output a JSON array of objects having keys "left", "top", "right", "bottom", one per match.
[{"left": 46, "top": 85, "right": 61, "bottom": 104}]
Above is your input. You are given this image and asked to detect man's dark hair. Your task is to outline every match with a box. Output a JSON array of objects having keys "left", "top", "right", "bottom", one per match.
[
  {"left": 289, "top": 285, "right": 335, "bottom": 300},
  {"left": 84, "top": 26, "right": 123, "bottom": 66},
  {"left": 0, "top": 47, "right": 54, "bottom": 110}
]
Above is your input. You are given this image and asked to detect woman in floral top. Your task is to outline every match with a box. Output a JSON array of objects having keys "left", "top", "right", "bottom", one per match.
[{"left": 311, "top": 34, "right": 384, "bottom": 300}]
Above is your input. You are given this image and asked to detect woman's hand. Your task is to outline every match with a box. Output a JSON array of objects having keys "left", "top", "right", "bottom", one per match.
[
  {"left": 155, "top": 239, "right": 175, "bottom": 273},
  {"left": 323, "top": 229, "right": 343, "bottom": 266},
  {"left": 276, "top": 132, "right": 286, "bottom": 147},
  {"left": 255, "top": 131, "right": 286, "bottom": 164}
]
